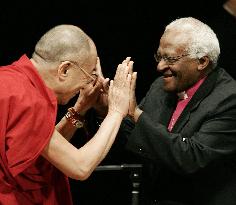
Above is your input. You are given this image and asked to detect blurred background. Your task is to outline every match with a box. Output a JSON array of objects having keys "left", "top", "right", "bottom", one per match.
[{"left": 1, "top": 0, "right": 235, "bottom": 204}]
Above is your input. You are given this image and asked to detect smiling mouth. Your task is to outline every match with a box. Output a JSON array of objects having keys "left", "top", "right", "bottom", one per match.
[{"left": 163, "top": 73, "right": 174, "bottom": 78}]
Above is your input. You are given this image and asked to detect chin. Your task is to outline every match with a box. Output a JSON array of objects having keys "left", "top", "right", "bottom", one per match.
[{"left": 163, "top": 84, "right": 178, "bottom": 93}]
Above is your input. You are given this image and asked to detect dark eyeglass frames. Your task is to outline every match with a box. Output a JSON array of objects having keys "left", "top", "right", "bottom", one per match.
[{"left": 154, "top": 53, "right": 189, "bottom": 65}]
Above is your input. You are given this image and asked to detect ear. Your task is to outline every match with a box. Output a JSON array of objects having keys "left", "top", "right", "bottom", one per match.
[
  {"left": 58, "top": 61, "right": 71, "bottom": 80},
  {"left": 197, "top": 56, "right": 210, "bottom": 71}
]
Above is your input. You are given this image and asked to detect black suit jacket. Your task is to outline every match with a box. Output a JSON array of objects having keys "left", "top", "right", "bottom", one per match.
[{"left": 120, "top": 67, "right": 236, "bottom": 205}]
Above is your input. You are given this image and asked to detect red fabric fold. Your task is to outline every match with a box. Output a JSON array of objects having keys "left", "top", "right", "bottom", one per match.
[{"left": 0, "top": 55, "right": 72, "bottom": 204}]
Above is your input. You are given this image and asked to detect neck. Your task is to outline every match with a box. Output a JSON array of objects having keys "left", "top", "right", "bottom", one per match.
[{"left": 30, "top": 58, "right": 58, "bottom": 92}]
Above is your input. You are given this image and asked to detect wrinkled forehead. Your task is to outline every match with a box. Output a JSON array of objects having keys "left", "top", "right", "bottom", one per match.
[{"left": 159, "top": 30, "right": 189, "bottom": 54}]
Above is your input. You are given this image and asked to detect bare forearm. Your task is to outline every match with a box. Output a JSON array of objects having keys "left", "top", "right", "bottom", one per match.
[
  {"left": 43, "top": 111, "right": 123, "bottom": 181},
  {"left": 43, "top": 58, "right": 132, "bottom": 180},
  {"left": 95, "top": 111, "right": 123, "bottom": 159},
  {"left": 77, "top": 111, "right": 123, "bottom": 177}
]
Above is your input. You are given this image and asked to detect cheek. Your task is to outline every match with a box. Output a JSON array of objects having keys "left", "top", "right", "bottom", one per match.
[
  {"left": 169, "top": 66, "right": 189, "bottom": 91},
  {"left": 71, "top": 75, "right": 84, "bottom": 87},
  {"left": 177, "top": 68, "right": 197, "bottom": 90},
  {"left": 76, "top": 80, "right": 89, "bottom": 89}
]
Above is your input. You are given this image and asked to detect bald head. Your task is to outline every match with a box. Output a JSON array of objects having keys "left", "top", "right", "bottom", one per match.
[{"left": 33, "top": 24, "right": 97, "bottom": 65}]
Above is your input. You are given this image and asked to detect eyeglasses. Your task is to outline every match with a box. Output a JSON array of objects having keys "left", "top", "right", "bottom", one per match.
[
  {"left": 63, "top": 60, "right": 98, "bottom": 83},
  {"left": 154, "top": 53, "right": 189, "bottom": 65}
]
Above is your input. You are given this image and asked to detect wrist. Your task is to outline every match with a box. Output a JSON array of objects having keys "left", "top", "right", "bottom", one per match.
[
  {"left": 65, "top": 107, "right": 86, "bottom": 128},
  {"left": 73, "top": 103, "right": 87, "bottom": 116},
  {"left": 129, "top": 107, "right": 142, "bottom": 122},
  {"left": 133, "top": 107, "right": 143, "bottom": 122},
  {"left": 108, "top": 108, "right": 125, "bottom": 119}
]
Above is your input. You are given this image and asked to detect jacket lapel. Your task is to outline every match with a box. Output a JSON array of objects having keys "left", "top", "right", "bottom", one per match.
[
  {"left": 171, "top": 67, "right": 220, "bottom": 133},
  {"left": 159, "top": 92, "right": 178, "bottom": 127}
]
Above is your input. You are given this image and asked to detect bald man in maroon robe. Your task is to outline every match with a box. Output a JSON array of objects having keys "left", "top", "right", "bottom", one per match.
[{"left": 0, "top": 24, "right": 136, "bottom": 204}]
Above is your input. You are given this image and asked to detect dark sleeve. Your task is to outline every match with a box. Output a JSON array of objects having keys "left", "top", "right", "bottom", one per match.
[
  {"left": 102, "top": 116, "right": 144, "bottom": 164},
  {"left": 126, "top": 96, "right": 236, "bottom": 174},
  {"left": 104, "top": 78, "right": 163, "bottom": 164}
]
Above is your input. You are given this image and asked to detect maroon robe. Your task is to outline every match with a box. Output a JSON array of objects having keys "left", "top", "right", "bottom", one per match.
[{"left": 0, "top": 55, "right": 73, "bottom": 204}]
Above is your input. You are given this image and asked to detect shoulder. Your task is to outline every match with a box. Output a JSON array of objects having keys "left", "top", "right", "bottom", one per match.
[
  {"left": 214, "top": 67, "right": 236, "bottom": 96},
  {"left": 0, "top": 65, "right": 55, "bottom": 120},
  {"left": 201, "top": 68, "right": 236, "bottom": 113},
  {"left": 0, "top": 65, "right": 29, "bottom": 94}
]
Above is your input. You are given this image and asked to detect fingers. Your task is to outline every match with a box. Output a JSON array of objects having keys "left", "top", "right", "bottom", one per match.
[
  {"left": 127, "top": 72, "right": 138, "bottom": 118},
  {"left": 128, "top": 60, "right": 134, "bottom": 74},
  {"left": 108, "top": 62, "right": 133, "bottom": 117},
  {"left": 96, "top": 57, "right": 104, "bottom": 78},
  {"left": 114, "top": 61, "right": 129, "bottom": 82},
  {"left": 93, "top": 78, "right": 103, "bottom": 92},
  {"left": 122, "top": 57, "right": 133, "bottom": 73},
  {"left": 108, "top": 80, "right": 113, "bottom": 98},
  {"left": 126, "top": 73, "right": 132, "bottom": 88},
  {"left": 80, "top": 82, "right": 93, "bottom": 93},
  {"left": 131, "top": 72, "right": 137, "bottom": 93},
  {"left": 95, "top": 76, "right": 110, "bottom": 94},
  {"left": 80, "top": 77, "right": 103, "bottom": 97},
  {"left": 122, "top": 57, "right": 131, "bottom": 64},
  {"left": 103, "top": 78, "right": 110, "bottom": 93},
  {"left": 114, "top": 64, "right": 129, "bottom": 88}
]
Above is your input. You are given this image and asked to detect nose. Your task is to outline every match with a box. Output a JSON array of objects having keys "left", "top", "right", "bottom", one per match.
[{"left": 156, "top": 60, "right": 169, "bottom": 72}]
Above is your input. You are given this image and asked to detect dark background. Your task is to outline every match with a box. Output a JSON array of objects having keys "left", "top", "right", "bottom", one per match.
[
  {"left": 1, "top": 0, "right": 230, "bottom": 102},
  {"left": 1, "top": 0, "right": 235, "bottom": 204}
]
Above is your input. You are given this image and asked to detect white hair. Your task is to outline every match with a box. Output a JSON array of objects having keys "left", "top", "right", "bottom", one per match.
[{"left": 165, "top": 17, "right": 220, "bottom": 68}]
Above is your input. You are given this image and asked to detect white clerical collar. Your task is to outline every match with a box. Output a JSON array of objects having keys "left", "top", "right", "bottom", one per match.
[{"left": 177, "top": 91, "right": 188, "bottom": 100}]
